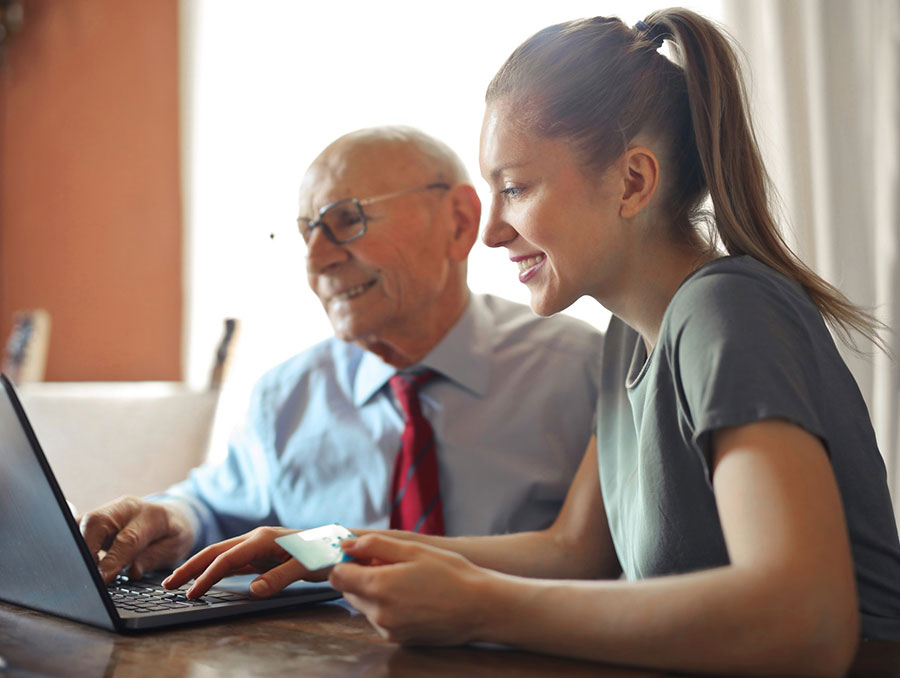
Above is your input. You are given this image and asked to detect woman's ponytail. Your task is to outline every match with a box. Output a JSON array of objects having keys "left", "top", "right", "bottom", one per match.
[{"left": 649, "top": 8, "right": 883, "bottom": 351}]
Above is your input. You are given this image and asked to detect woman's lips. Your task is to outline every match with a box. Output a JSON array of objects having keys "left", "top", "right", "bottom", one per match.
[{"left": 513, "top": 253, "right": 546, "bottom": 283}]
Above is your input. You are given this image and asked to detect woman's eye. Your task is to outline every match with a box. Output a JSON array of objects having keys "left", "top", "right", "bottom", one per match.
[{"left": 500, "top": 186, "right": 523, "bottom": 198}]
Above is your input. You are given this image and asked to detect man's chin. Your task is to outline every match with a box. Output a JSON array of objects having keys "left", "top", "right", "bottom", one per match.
[
  {"left": 331, "top": 324, "right": 391, "bottom": 357},
  {"left": 328, "top": 316, "right": 373, "bottom": 345}
]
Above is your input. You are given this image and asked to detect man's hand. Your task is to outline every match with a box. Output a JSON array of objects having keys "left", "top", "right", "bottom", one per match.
[
  {"left": 163, "top": 526, "right": 328, "bottom": 599},
  {"left": 78, "top": 495, "right": 194, "bottom": 584}
]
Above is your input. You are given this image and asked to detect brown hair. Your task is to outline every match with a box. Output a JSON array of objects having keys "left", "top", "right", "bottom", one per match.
[{"left": 486, "top": 8, "right": 883, "bottom": 351}]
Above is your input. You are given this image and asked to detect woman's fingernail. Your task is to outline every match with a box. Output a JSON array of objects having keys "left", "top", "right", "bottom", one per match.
[{"left": 250, "top": 579, "right": 270, "bottom": 597}]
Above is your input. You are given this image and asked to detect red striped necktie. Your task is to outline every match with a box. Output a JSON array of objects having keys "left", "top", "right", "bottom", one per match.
[{"left": 388, "top": 369, "right": 444, "bottom": 535}]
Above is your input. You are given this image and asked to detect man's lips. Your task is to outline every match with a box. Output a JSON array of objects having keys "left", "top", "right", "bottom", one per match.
[
  {"left": 510, "top": 253, "right": 546, "bottom": 283},
  {"left": 327, "top": 279, "right": 377, "bottom": 303}
]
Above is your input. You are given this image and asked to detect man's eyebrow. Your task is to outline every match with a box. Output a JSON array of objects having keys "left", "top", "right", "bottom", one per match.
[{"left": 298, "top": 201, "right": 327, "bottom": 222}]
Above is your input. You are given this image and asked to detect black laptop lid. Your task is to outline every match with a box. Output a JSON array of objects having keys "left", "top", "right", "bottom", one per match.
[{"left": 0, "top": 374, "right": 116, "bottom": 630}]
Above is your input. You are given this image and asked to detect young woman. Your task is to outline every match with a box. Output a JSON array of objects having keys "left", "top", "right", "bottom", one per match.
[{"left": 166, "top": 9, "right": 900, "bottom": 675}]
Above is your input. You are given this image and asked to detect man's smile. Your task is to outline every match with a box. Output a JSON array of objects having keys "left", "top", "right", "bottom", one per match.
[{"left": 328, "top": 279, "right": 378, "bottom": 303}]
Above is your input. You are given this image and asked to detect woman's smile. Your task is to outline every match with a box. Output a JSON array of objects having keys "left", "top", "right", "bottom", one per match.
[{"left": 512, "top": 253, "right": 546, "bottom": 283}]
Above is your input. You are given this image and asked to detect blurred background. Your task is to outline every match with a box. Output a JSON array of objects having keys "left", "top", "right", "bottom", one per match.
[{"left": 1, "top": 0, "right": 897, "bottom": 512}]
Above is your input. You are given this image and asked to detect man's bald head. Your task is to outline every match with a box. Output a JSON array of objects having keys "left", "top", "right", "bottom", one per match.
[{"left": 309, "top": 126, "right": 470, "bottom": 190}]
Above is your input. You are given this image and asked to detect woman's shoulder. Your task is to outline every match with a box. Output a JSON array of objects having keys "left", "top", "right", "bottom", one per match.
[
  {"left": 660, "top": 255, "right": 831, "bottom": 362},
  {"left": 667, "top": 256, "right": 817, "bottom": 328},
  {"left": 676, "top": 255, "right": 807, "bottom": 304}
]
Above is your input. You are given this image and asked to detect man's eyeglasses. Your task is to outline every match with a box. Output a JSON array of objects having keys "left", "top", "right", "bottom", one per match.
[{"left": 299, "top": 183, "right": 451, "bottom": 245}]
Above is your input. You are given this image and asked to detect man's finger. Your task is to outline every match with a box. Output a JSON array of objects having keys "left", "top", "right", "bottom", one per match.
[
  {"left": 97, "top": 522, "right": 153, "bottom": 582},
  {"left": 96, "top": 504, "right": 174, "bottom": 582},
  {"left": 80, "top": 511, "right": 126, "bottom": 563},
  {"left": 128, "top": 538, "right": 183, "bottom": 580}
]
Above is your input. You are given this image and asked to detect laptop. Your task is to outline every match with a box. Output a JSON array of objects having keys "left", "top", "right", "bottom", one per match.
[{"left": 0, "top": 373, "right": 340, "bottom": 631}]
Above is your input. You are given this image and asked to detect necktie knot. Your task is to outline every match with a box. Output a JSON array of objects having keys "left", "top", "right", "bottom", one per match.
[{"left": 389, "top": 369, "right": 438, "bottom": 418}]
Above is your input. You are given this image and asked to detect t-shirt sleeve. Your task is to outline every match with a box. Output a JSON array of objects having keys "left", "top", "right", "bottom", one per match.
[{"left": 665, "top": 267, "right": 829, "bottom": 467}]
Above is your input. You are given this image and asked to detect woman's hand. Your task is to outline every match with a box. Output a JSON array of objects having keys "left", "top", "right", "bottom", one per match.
[
  {"left": 163, "top": 526, "right": 328, "bottom": 598},
  {"left": 330, "top": 533, "right": 494, "bottom": 646}
]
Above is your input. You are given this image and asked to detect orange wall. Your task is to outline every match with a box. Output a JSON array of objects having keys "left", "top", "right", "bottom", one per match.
[{"left": 0, "top": 0, "right": 181, "bottom": 381}]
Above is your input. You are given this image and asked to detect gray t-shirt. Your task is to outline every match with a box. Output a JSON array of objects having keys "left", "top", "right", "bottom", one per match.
[{"left": 596, "top": 255, "right": 900, "bottom": 641}]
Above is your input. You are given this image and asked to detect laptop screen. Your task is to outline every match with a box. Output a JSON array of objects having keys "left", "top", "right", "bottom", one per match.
[{"left": 0, "top": 375, "right": 116, "bottom": 630}]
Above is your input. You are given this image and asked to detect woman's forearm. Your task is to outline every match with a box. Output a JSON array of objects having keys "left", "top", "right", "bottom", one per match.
[
  {"left": 356, "top": 527, "right": 609, "bottom": 580},
  {"left": 475, "top": 564, "right": 857, "bottom": 678}
]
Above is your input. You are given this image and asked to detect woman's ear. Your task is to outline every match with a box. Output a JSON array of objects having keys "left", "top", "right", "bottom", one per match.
[
  {"left": 447, "top": 184, "right": 481, "bottom": 262},
  {"left": 619, "top": 146, "right": 660, "bottom": 218}
]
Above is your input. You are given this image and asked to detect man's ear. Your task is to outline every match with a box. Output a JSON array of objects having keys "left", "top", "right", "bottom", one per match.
[
  {"left": 447, "top": 184, "right": 481, "bottom": 262},
  {"left": 619, "top": 146, "right": 659, "bottom": 218}
]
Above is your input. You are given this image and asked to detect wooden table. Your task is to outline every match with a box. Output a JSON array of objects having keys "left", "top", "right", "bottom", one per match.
[{"left": 1, "top": 599, "right": 899, "bottom": 677}]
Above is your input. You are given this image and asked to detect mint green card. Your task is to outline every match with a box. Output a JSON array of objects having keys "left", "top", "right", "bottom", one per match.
[{"left": 275, "top": 523, "right": 355, "bottom": 571}]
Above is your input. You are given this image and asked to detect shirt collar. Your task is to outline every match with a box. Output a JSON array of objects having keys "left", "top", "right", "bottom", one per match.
[{"left": 352, "top": 294, "right": 492, "bottom": 407}]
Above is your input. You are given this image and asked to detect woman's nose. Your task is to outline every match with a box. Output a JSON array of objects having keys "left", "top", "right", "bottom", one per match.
[{"left": 481, "top": 201, "right": 517, "bottom": 249}]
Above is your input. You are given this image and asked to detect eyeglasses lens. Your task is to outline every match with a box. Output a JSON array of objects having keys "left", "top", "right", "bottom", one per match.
[{"left": 319, "top": 200, "right": 365, "bottom": 243}]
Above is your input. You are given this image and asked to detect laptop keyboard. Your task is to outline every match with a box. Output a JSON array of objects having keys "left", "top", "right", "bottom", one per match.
[{"left": 108, "top": 575, "right": 250, "bottom": 614}]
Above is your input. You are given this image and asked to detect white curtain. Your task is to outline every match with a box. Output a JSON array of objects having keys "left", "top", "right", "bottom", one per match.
[{"left": 721, "top": 0, "right": 900, "bottom": 514}]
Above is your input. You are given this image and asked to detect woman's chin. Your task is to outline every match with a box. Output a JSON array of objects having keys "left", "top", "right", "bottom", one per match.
[
  {"left": 528, "top": 293, "right": 567, "bottom": 318},
  {"left": 529, "top": 290, "right": 578, "bottom": 318}
]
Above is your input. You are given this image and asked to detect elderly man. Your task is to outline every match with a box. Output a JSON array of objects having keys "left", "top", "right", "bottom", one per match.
[{"left": 81, "top": 126, "right": 602, "bottom": 583}]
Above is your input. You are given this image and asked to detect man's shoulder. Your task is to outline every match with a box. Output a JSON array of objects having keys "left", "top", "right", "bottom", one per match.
[
  {"left": 252, "top": 337, "right": 362, "bottom": 399},
  {"left": 476, "top": 293, "right": 604, "bottom": 356}
]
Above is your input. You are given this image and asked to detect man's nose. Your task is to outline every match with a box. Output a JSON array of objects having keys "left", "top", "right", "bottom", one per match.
[
  {"left": 305, "top": 227, "right": 349, "bottom": 273},
  {"left": 481, "top": 201, "right": 517, "bottom": 249}
]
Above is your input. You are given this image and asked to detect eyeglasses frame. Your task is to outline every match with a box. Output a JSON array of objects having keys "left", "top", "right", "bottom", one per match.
[{"left": 299, "top": 182, "right": 452, "bottom": 245}]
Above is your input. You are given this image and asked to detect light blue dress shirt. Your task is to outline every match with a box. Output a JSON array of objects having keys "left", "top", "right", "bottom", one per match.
[{"left": 158, "top": 294, "right": 603, "bottom": 550}]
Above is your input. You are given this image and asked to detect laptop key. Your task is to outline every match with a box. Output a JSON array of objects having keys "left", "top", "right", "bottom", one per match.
[{"left": 204, "top": 592, "right": 249, "bottom": 601}]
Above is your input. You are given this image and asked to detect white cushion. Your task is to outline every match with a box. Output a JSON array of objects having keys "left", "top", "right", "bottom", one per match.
[{"left": 17, "top": 382, "right": 218, "bottom": 515}]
